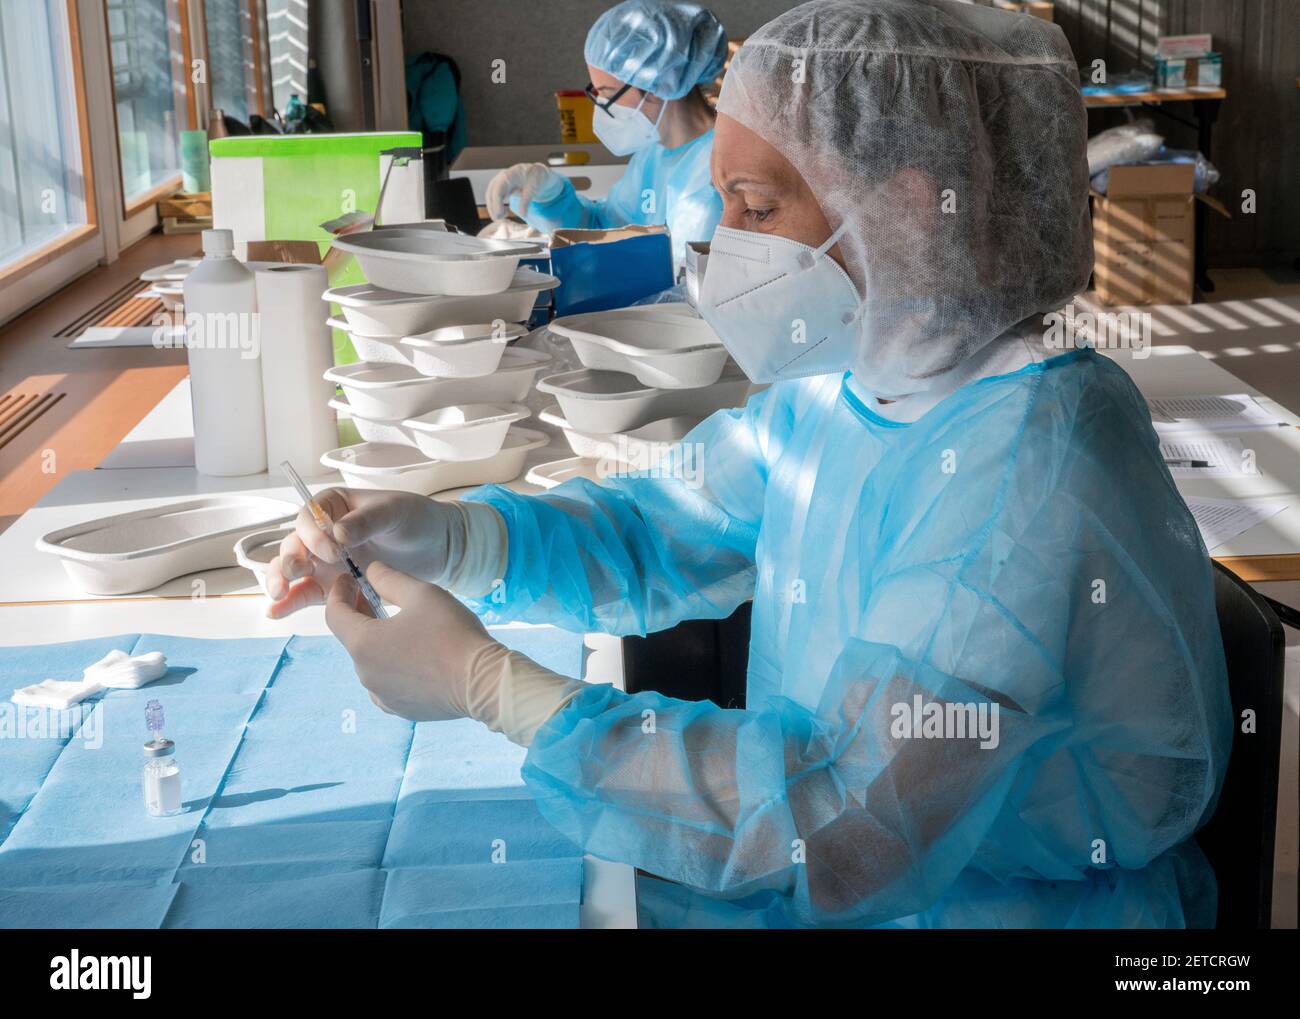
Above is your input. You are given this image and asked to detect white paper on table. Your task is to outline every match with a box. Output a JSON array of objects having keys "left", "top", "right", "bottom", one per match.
[
  {"left": 1160, "top": 436, "right": 1258, "bottom": 477},
  {"left": 1147, "top": 393, "right": 1282, "bottom": 432},
  {"left": 1184, "top": 496, "right": 1288, "bottom": 551}
]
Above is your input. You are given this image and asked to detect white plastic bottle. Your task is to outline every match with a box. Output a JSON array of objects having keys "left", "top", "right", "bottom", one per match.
[{"left": 182, "top": 229, "right": 267, "bottom": 476}]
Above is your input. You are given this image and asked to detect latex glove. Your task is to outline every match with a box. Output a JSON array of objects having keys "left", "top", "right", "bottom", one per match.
[
  {"left": 327, "top": 562, "right": 584, "bottom": 743},
  {"left": 485, "top": 162, "right": 565, "bottom": 221},
  {"left": 266, "top": 488, "right": 505, "bottom": 618}
]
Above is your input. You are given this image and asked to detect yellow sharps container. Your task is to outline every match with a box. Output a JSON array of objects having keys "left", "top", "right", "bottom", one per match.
[{"left": 555, "top": 90, "right": 596, "bottom": 144}]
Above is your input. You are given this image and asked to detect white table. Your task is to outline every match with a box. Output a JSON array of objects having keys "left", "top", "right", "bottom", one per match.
[
  {"left": 1104, "top": 345, "right": 1300, "bottom": 580},
  {"left": 0, "top": 374, "right": 573, "bottom": 605},
  {"left": 0, "top": 378, "right": 637, "bottom": 928},
  {"left": 451, "top": 143, "right": 629, "bottom": 205},
  {"left": 1106, "top": 344, "right": 1300, "bottom": 927},
  {"left": 97, "top": 379, "right": 197, "bottom": 469}
]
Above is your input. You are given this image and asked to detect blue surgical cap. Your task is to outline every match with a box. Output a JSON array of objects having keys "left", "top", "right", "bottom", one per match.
[{"left": 585, "top": 1, "right": 727, "bottom": 100}]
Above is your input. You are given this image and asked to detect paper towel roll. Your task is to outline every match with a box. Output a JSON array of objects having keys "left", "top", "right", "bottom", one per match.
[{"left": 254, "top": 264, "right": 338, "bottom": 477}]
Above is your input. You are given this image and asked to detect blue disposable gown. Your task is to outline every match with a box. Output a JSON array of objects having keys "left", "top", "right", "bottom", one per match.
[
  {"left": 511, "top": 129, "right": 721, "bottom": 266},
  {"left": 463, "top": 349, "right": 1232, "bottom": 928}
]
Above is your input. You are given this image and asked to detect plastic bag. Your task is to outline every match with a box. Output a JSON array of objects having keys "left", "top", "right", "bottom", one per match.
[
  {"left": 1090, "top": 146, "right": 1221, "bottom": 195},
  {"left": 1086, "top": 119, "right": 1165, "bottom": 176}
]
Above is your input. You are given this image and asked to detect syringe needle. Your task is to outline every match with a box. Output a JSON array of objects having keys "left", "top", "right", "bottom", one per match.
[{"left": 280, "top": 460, "right": 389, "bottom": 620}]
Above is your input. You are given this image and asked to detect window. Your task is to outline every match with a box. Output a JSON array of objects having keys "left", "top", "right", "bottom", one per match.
[
  {"left": 0, "top": 0, "right": 91, "bottom": 271},
  {"left": 204, "top": 0, "right": 262, "bottom": 123},
  {"left": 107, "top": 0, "right": 190, "bottom": 205},
  {"left": 265, "top": 0, "right": 308, "bottom": 115}
]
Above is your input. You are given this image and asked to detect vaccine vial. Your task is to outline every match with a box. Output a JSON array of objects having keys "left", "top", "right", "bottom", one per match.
[{"left": 142, "top": 699, "right": 182, "bottom": 817}]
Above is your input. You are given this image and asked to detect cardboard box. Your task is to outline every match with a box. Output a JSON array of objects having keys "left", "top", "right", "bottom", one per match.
[
  {"left": 209, "top": 132, "right": 424, "bottom": 260},
  {"left": 1156, "top": 34, "right": 1213, "bottom": 59},
  {"left": 159, "top": 191, "right": 212, "bottom": 219},
  {"left": 995, "top": 1, "right": 1054, "bottom": 20},
  {"left": 1091, "top": 163, "right": 1228, "bottom": 306},
  {"left": 1156, "top": 52, "right": 1222, "bottom": 89},
  {"left": 245, "top": 240, "right": 323, "bottom": 265},
  {"left": 550, "top": 224, "right": 667, "bottom": 249}
]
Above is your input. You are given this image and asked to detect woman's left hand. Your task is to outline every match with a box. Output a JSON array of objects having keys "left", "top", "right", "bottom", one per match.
[{"left": 325, "top": 560, "right": 499, "bottom": 722}]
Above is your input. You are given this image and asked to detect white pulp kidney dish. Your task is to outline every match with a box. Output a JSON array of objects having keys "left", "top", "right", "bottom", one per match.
[
  {"left": 36, "top": 495, "right": 298, "bottom": 595},
  {"left": 331, "top": 398, "right": 530, "bottom": 461},
  {"left": 319, "top": 426, "right": 549, "bottom": 496},
  {"left": 525, "top": 456, "right": 608, "bottom": 490},
  {"left": 233, "top": 523, "right": 295, "bottom": 596},
  {"left": 330, "top": 229, "right": 543, "bottom": 295},
  {"left": 548, "top": 303, "right": 729, "bottom": 389},
  {"left": 323, "top": 347, "right": 552, "bottom": 420},
  {"left": 139, "top": 258, "right": 201, "bottom": 283},
  {"left": 538, "top": 405, "right": 700, "bottom": 468},
  {"left": 402, "top": 403, "right": 531, "bottom": 461},
  {"left": 327, "top": 316, "right": 409, "bottom": 366},
  {"left": 535, "top": 363, "right": 754, "bottom": 434},
  {"left": 400, "top": 322, "right": 525, "bottom": 379},
  {"left": 323, "top": 269, "right": 559, "bottom": 335},
  {"left": 328, "top": 396, "right": 411, "bottom": 447}
]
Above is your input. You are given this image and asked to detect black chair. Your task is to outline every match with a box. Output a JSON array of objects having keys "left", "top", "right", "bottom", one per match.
[
  {"left": 622, "top": 602, "right": 750, "bottom": 709},
  {"left": 622, "top": 562, "right": 1287, "bottom": 929},
  {"left": 425, "top": 175, "right": 483, "bottom": 237},
  {"left": 1196, "top": 561, "right": 1285, "bottom": 929}
]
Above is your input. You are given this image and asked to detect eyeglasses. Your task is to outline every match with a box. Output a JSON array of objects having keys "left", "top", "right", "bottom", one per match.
[{"left": 584, "top": 80, "right": 635, "bottom": 116}]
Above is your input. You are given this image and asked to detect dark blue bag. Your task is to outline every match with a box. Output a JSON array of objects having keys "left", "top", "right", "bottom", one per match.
[
  {"left": 550, "top": 230, "right": 674, "bottom": 317},
  {"left": 406, "top": 52, "right": 467, "bottom": 178}
]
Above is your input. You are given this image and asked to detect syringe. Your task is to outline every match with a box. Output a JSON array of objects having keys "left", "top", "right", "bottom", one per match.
[{"left": 280, "top": 460, "right": 389, "bottom": 619}]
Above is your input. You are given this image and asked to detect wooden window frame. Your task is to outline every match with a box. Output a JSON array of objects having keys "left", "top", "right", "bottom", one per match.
[
  {"left": 246, "top": 0, "right": 269, "bottom": 118},
  {"left": 122, "top": 174, "right": 183, "bottom": 219},
  {"left": 0, "top": 0, "right": 101, "bottom": 288},
  {"left": 196, "top": 0, "right": 273, "bottom": 122}
]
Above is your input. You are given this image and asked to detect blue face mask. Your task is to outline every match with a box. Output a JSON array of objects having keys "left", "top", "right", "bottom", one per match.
[{"left": 697, "top": 221, "right": 860, "bottom": 383}]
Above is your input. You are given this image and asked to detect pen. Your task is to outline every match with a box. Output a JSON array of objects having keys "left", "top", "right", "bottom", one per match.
[{"left": 280, "top": 460, "right": 389, "bottom": 619}]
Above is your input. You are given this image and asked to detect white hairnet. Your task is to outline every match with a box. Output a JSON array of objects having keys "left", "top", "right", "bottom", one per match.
[
  {"left": 585, "top": 0, "right": 728, "bottom": 101},
  {"left": 717, "top": 0, "right": 1093, "bottom": 396}
]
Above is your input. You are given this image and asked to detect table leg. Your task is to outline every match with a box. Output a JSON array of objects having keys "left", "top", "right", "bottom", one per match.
[{"left": 1193, "top": 99, "right": 1222, "bottom": 297}]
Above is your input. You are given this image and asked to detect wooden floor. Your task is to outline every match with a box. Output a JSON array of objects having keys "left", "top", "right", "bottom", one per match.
[{"left": 0, "top": 233, "right": 199, "bottom": 533}]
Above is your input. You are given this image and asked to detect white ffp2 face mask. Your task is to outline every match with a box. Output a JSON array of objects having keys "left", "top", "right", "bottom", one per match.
[
  {"left": 591, "top": 90, "right": 665, "bottom": 156},
  {"left": 697, "top": 223, "right": 860, "bottom": 383}
]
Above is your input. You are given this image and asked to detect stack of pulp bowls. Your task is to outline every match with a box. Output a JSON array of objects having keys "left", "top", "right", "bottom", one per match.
[
  {"left": 528, "top": 303, "right": 759, "bottom": 489},
  {"left": 319, "top": 226, "right": 562, "bottom": 495}
]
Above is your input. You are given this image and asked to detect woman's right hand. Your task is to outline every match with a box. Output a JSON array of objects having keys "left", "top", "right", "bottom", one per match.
[
  {"left": 484, "top": 162, "right": 563, "bottom": 220},
  {"left": 266, "top": 488, "right": 462, "bottom": 618}
]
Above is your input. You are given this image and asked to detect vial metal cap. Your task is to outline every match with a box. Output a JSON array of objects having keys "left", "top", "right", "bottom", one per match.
[{"left": 144, "top": 738, "right": 175, "bottom": 758}]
